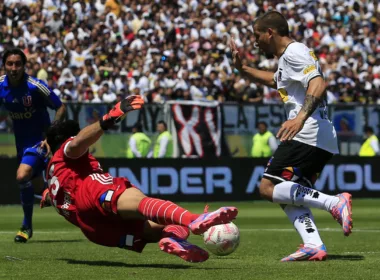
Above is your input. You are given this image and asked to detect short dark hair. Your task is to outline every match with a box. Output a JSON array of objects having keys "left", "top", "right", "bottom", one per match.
[
  {"left": 46, "top": 120, "right": 81, "bottom": 153},
  {"left": 133, "top": 123, "right": 143, "bottom": 132},
  {"left": 157, "top": 120, "right": 167, "bottom": 129},
  {"left": 257, "top": 121, "right": 268, "bottom": 128},
  {"left": 254, "top": 11, "right": 289, "bottom": 37},
  {"left": 364, "top": 126, "right": 374, "bottom": 134},
  {"left": 2, "top": 48, "right": 27, "bottom": 66}
]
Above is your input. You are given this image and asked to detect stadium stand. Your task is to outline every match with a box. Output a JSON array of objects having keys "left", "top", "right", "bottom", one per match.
[{"left": 0, "top": 0, "right": 379, "bottom": 104}]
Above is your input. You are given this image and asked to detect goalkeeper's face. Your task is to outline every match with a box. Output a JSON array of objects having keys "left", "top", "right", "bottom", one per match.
[{"left": 4, "top": 54, "right": 24, "bottom": 83}]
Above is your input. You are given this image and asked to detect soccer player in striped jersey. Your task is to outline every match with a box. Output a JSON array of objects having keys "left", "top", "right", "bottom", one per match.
[
  {"left": 0, "top": 48, "right": 66, "bottom": 242},
  {"left": 41, "top": 95, "right": 238, "bottom": 263}
]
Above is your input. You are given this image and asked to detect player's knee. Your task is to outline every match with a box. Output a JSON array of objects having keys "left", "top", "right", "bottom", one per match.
[
  {"left": 117, "top": 187, "right": 146, "bottom": 219},
  {"left": 259, "top": 184, "right": 269, "bottom": 200},
  {"left": 16, "top": 170, "right": 32, "bottom": 183},
  {"left": 16, "top": 164, "right": 34, "bottom": 183},
  {"left": 259, "top": 180, "right": 275, "bottom": 201}
]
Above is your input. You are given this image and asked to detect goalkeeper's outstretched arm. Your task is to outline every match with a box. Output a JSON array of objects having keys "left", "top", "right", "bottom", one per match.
[{"left": 65, "top": 95, "right": 144, "bottom": 158}]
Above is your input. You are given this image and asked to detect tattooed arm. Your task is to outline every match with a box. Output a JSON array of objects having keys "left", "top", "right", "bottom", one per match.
[
  {"left": 296, "top": 77, "right": 326, "bottom": 123},
  {"left": 276, "top": 76, "right": 326, "bottom": 142}
]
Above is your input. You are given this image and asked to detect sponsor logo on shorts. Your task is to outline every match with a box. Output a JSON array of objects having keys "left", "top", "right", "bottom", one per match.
[
  {"left": 280, "top": 167, "right": 303, "bottom": 182},
  {"left": 281, "top": 167, "right": 294, "bottom": 181},
  {"left": 99, "top": 190, "right": 114, "bottom": 212}
]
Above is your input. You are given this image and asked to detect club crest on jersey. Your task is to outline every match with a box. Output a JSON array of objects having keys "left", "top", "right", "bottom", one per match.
[
  {"left": 99, "top": 190, "right": 114, "bottom": 213},
  {"left": 22, "top": 96, "right": 32, "bottom": 107}
]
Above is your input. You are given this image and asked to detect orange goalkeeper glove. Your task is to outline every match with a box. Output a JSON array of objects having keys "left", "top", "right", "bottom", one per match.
[
  {"left": 40, "top": 188, "right": 52, "bottom": 209},
  {"left": 99, "top": 95, "right": 144, "bottom": 130}
]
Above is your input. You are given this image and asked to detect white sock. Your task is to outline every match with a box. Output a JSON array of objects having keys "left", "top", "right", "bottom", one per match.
[
  {"left": 283, "top": 205, "right": 323, "bottom": 248},
  {"left": 273, "top": 181, "right": 339, "bottom": 211}
]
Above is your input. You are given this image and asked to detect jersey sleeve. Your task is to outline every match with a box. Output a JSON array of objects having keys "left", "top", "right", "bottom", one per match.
[
  {"left": 273, "top": 71, "right": 278, "bottom": 84},
  {"left": 284, "top": 45, "right": 322, "bottom": 89},
  {"left": 33, "top": 78, "right": 62, "bottom": 109}
]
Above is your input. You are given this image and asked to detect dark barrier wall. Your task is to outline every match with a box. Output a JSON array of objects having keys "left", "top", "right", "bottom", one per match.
[
  {"left": 2, "top": 157, "right": 380, "bottom": 204},
  {"left": 1, "top": 158, "right": 21, "bottom": 204}
]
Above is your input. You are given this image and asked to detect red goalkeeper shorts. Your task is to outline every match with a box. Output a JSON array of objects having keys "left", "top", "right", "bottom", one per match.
[{"left": 75, "top": 174, "right": 148, "bottom": 252}]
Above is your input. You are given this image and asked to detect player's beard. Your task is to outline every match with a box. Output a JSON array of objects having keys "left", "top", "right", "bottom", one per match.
[
  {"left": 7, "top": 70, "right": 24, "bottom": 85},
  {"left": 256, "top": 43, "right": 275, "bottom": 59},
  {"left": 10, "top": 73, "right": 21, "bottom": 81},
  {"left": 264, "top": 53, "right": 275, "bottom": 59},
  {"left": 258, "top": 49, "right": 274, "bottom": 59}
]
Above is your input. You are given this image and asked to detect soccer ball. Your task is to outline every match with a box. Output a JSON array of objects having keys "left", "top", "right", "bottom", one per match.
[{"left": 203, "top": 222, "right": 240, "bottom": 256}]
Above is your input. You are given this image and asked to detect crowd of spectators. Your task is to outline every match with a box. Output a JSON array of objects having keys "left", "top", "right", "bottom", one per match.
[{"left": 0, "top": 0, "right": 379, "bottom": 105}]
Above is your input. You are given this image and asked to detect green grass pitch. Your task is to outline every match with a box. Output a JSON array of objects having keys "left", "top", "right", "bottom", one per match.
[{"left": 0, "top": 200, "right": 378, "bottom": 280}]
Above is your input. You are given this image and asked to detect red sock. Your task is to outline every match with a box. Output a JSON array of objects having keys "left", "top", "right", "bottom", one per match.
[
  {"left": 137, "top": 197, "right": 199, "bottom": 226},
  {"left": 162, "top": 225, "right": 190, "bottom": 240}
]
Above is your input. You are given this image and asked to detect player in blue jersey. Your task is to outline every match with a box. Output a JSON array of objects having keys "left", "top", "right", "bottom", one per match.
[{"left": 0, "top": 48, "right": 66, "bottom": 242}]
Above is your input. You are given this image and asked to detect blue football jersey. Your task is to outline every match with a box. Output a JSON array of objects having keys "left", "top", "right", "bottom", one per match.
[{"left": 0, "top": 74, "right": 62, "bottom": 154}]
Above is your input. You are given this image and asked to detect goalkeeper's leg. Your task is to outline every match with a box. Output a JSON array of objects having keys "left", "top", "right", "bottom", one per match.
[
  {"left": 143, "top": 221, "right": 209, "bottom": 263},
  {"left": 117, "top": 187, "right": 238, "bottom": 235}
]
